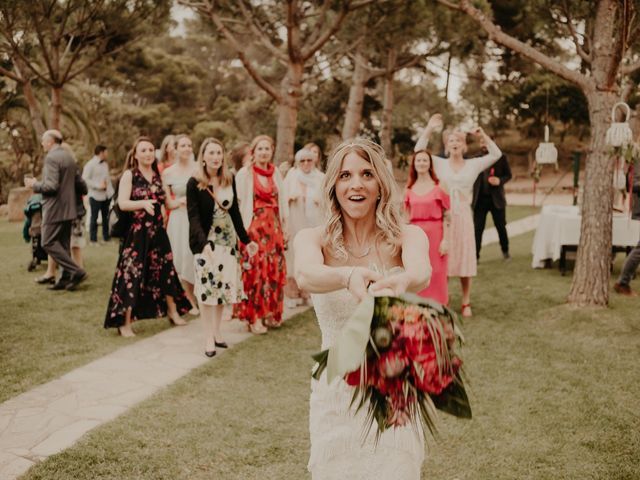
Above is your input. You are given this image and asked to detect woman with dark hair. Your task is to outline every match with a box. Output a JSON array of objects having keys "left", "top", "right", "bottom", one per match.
[
  {"left": 229, "top": 141, "right": 251, "bottom": 173},
  {"left": 104, "top": 137, "right": 191, "bottom": 337},
  {"left": 404, "top": 150, "right": 450, "bottom": 305}
]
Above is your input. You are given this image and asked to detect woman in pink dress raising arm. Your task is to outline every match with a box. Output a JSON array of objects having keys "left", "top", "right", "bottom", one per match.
[
  {"left": 415, "top": 114, "right": 501, "bottom": 317},
  {"left": 404, "top": 150, "right": 451, "bottom": 305}
]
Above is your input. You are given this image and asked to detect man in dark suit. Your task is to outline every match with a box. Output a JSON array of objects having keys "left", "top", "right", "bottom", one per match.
[
  {"left": 472, "top": 137, "right": 512, "bottom": 261},
  {"left": 25, "top": 130, "right": 87, "bottom": 290}
]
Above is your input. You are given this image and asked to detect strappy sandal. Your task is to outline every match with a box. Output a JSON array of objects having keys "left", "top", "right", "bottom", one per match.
[{"left": 461, "top": 304, "right": 473, "bottom": 318}]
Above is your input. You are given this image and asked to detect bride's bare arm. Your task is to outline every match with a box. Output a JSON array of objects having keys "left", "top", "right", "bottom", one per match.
[
  {"left": 294, "top": 227, "right": 382, "bottom": 300},
  {"left": 370, "top": 225, "right": 431, "bottom": 295}
]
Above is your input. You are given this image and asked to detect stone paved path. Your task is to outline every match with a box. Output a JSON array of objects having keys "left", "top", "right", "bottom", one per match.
[
  {"left": 0, "top": 214, "right": 541, "bottom": 480},
  {"left": 0, "top": 307, "right": 306, "bottom": 480},
  {"left": 481, "top": 214, "right": 540, "bottom": 247}
]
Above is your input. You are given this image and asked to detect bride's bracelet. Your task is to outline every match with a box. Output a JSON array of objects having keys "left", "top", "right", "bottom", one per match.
[{"left": 345, "top": 266, "right": 356, "bottom": 290}]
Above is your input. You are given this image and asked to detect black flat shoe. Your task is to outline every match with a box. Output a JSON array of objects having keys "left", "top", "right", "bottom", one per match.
[
  {"left": 35, "top": 275, "right": 55, "bottom": 284},
  {"left": 205, "top": 350, "right": 217, "bottom": 358},
  {"left": 214, "top": 341, "right": 228, "bottom": 349},
  {"left": 66, "top": 271, "right": 88, "bottom": 291},
  {"left": 48, "top": 279, "right": 70, "bottom": 290}
]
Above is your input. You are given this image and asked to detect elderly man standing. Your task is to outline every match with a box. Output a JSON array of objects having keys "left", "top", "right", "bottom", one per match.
[
  {"left": 25, "top": 130, "right": 87, "bottom": 291},
  {"left": 82, "top": 144, "right": 113, "bottom": 243}
]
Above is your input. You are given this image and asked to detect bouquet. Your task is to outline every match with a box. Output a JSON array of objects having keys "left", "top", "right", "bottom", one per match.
[{"left": 311, "top": 293, "right": 471, "bottom": 440}]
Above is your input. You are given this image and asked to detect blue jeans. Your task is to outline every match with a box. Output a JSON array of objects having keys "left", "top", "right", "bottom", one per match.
[{"left": 89, "top": 197, "right": 110, "bottom": 242}]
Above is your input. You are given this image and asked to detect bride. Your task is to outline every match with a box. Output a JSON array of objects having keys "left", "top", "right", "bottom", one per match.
[{"left": 294, "top": 138, "right": 431, "bottom": 479}]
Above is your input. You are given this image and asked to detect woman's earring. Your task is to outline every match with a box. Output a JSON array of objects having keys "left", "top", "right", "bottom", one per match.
[{"left": 377, "top": 195, "right": 381, "bottom": 200}]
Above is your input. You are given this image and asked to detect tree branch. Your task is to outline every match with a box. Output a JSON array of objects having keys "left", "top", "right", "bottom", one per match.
[
  {"left": 300, "top": 3, "right": 349, "bottom": 61},
  {"left": 0, "top": 64, "right": 23, "bottom": 82},
  {"left": 237, "top": 0, "right": 287, "bottom": 62},
  {"left": 201, "top": 3, "right": 282, "bottom": 103},
  {"left": 435, "top": 0, "right": 590, "bottom": 92},
  {"left": 621, "top": 58, "right": 640, "bottom": 75},
  {"left": 559, "top": 1, "right": 591, "bottom": 63}
]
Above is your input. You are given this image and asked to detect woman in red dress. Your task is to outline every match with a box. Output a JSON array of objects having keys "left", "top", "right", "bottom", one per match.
[
  {"left": 233, "top": 135, "right": 288, "bottom": 334},
  {"left": 404, "top": 150, "right": 450, "bottom": 305}
]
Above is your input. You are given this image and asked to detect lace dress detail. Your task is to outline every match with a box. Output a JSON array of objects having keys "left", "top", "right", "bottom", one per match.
[{"left": 308, "top": 289, "right": 424, "bottom": 480}]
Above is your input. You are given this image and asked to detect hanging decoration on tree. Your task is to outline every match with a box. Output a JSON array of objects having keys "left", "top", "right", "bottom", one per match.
[
  {"left": 606, "top": 102, "right": 633, "bottom": 147},
  {"left": 535, "top": 125, "right": 559, "bottom": 165},
  {"left": 531, "top": 86, "right": 559, "bottom": 207}
]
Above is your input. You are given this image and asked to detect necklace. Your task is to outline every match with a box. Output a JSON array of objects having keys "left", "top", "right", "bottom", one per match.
[{"left": 346, "top": 244, "right": 372, "bottom": 258}]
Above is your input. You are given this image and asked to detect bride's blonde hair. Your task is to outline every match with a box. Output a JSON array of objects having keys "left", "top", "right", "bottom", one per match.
[{"left": 321, "top": 138, "right": 403, "bottom": 261}]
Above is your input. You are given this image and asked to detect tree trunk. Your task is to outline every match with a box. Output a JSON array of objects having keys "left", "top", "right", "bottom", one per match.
[
  {"left": 21, "top": 80, "right": 46, "bottom": 138},
  {"left": 274, "top": 63, "right": 303, "bottom": 166},
  {"left": 51, "top": 86, "right": 63, "bottom": 130},
  {"left": 342, "top": 53, "right": 369, "bottom": 140},
  {"left": 567, "top": 90, "right": 617, "bottom": 306},
  {"left": 380, "top": 48, "right": 396, "bottom": 159}
]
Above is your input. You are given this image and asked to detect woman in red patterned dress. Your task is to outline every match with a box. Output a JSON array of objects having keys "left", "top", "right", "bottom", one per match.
[{"left": 233, "top": 135, "right": 289, "bottom": 334}]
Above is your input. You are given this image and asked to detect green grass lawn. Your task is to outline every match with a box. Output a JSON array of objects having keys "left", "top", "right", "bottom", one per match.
[
  {"left": 19, "top": 231, "right": 640, "bottom": 479},
  {"left": 0, "top": 219, "right": 187, "bottom": 403}
]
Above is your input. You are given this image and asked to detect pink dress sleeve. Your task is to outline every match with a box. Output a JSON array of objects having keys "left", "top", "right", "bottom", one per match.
[{"left": 437, "top": 186, "right": 451, "bottom": 211}]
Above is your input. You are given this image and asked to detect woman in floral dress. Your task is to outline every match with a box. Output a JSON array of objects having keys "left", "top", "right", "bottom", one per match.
[
  {"left": 234, "top": 135, "right": 288, "bottom": 334},
  {"left": 104, "top": 137, "right": 191, "bottom": 337},
  {"left": 187, "top": 138, "right": 258, "bottom": 356}
]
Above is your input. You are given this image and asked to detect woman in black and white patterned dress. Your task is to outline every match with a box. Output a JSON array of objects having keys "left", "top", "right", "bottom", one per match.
[{"left": 187, "top": 137, "right": 258, "bottom": 357}]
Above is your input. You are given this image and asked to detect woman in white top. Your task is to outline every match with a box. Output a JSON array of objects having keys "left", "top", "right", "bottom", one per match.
[
  {"left": 283, "top": 147, "right": 325, "bottom": 304},
  {"left": 162, "top": 134, "right": 199, "bottom": 314},
  {"left": 414, "top": 113, "right": 501, "bottom": 317},
  {"left": 233, "top": 135, "right": 289, "bottom": 334}
]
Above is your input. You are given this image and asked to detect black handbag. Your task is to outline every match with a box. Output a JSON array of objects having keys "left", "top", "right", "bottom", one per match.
[{"left": 108, "top": 181, "right": 131, "bottom": 238}]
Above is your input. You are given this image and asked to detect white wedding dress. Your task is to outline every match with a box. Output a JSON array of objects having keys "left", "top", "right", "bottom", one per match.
[{"left": 308, "top": 288, "right": 425, "bottom": 480}]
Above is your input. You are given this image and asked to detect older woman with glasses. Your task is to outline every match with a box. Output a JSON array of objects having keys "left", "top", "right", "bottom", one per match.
[{"left": 283, "top": 148, "right": 325, "bottom": 305}]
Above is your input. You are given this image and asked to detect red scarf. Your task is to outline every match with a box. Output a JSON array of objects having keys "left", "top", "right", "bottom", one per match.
[{"left": 253, "top": 163, "right": 276, "bottom": 202}]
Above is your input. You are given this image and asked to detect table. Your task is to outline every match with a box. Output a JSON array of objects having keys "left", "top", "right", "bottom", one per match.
[{"left": 531, "top": 205, "right": 640, "bottom": 273}]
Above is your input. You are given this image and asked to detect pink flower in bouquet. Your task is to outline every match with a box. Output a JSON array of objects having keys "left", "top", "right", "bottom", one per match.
[
  {"left": 379, "top": 350, "right": 408, "bottom": 378},
  {"left": 399, "top": 321, "right": 426, "bottom": 341},
  {"left": 403, "top": 305, "right": 423, "bottom": 324}
]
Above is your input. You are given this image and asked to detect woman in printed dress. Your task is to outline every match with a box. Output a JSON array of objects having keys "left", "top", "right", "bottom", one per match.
[
  {"left": 104, "top": 137, "right": 190, "bottom": 337},
  {"left": 187, "top": 138, "right": 258, "bottom": 357},
  {"left": 404, "top": 149, "right": 451, "bottom": 305},
  {"left": 233, "top": 135, "right": 288, "bottom": 334},
  {"left": 414, "top": 114, "right": 501, "bottom": 316}
]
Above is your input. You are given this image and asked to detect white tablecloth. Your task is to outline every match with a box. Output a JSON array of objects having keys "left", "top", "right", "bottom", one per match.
[{"left": 531, "top": 205, "right": 640, "bottom": 268}]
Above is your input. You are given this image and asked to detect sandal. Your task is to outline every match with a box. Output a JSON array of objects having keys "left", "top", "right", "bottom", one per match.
[
  {"left": 461, "top": 304, "right": 473, "bottom": 318},
  {"left": 250, "top": 320, "right": 268, "bottom": 335}
]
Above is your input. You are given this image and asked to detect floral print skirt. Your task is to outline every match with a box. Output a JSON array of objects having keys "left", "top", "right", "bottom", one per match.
[
  {"left": 233, "top": 206, "right": 286, "bottom": 326},
  {"left": 104, "top": 209, "right": 191, "bottom": 329},
  {"left": 194, "top": 209, "right": 245, "bottom": 306}
]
